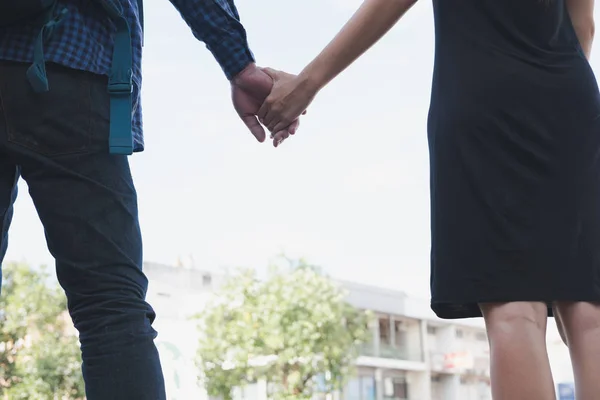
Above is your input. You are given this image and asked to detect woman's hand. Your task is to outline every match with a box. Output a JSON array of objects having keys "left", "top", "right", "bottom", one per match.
[
  {"left": 231, "top": 63, "right": 300, "bottom": 144},
  {"left": 258, "top": 0, "right": 418, "bottom": 147},
  {"left": 258, "top": 68, "right": 317, "bottom": 147}
]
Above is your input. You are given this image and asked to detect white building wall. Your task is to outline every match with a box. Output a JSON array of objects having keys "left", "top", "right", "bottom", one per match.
[
  {"left": 146, "top": 263, "right": 212, "bottom": 400},
  {"left": 430, "top": 377, "right": 443, "bottom": 400}
]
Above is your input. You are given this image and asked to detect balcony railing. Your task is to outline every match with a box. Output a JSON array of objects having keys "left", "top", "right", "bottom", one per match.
[
  {"left": 429, "top": 351, "right": 490, "bottom": 377},
  {"left": 359, "top": 342, "right": 377, "bottom": 357},
  {"left": 358, "top": 342, "right": 423, "bottom": 362}
]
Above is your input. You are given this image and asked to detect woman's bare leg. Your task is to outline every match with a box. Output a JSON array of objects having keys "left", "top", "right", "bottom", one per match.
[
  {"left": 480, "top": 302, "right": 555, "bottom": 400},
  {"left": 554, "top": 301, "right": 600, "bottom": 400}
]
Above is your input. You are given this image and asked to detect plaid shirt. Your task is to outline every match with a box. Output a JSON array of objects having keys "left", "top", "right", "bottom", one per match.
[{"left": 0, "top": 0, "right": 255, "bottom": 151}]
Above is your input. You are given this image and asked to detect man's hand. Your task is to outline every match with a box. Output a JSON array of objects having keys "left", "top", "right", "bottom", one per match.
[{"left": 231, "top": 63, "right": 300, "bottom": 144}]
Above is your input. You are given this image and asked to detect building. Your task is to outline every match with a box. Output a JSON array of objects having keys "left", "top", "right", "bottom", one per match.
[
  {"left": 342, "top": 280, "right": 491, "bottom": 400},
  {"left": 144, "top": 262, "right": 492, "bottom": 400}
]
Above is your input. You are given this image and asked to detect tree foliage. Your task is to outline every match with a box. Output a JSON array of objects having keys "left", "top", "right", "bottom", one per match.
[
  {"left": 0, "top": 262, "right": 85, "bottom": 399},
  {"left": 195, "top": 259, "right": 371, "bottom": 400}
]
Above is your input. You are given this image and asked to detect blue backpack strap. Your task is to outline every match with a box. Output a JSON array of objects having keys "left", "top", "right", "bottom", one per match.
[
  {"left": 98, "top": 0, "right": 133, "bottom": 155},
  {"left": 26, "top": 3, "right": 68, "bottom": 93}
]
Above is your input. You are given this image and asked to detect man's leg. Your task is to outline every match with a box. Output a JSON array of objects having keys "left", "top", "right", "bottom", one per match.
[
  {"left": 23, "top": 153, "right": 166, "bottom": 399},
  {"left": 0, "top": 62, "right": 22, "bottom": 290},
  {"left": 0, "top": 61, "right": 165, "bottom": 399},
  {"left": 0, "top": 157, "right": 19, "bottom": 291}
]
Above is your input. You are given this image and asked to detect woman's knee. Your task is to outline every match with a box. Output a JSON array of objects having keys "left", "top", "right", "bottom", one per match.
[
  {"left": 554, "top": 302, "right": 600, "bottom": 344},
  {"left": 480, "top": 301, "right": 548, "bottom": 338}
]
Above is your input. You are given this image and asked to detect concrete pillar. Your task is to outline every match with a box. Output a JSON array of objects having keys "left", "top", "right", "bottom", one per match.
[
  {"left": 389, "top": 316, "right": 395, "bottom": 350},
  {"left": 435, "top": 325, "right": 459, "bottom": 400},
  {"left": 437, "top": 325, "right": 456, "bottom": 352},
  {"left": 420, "top": 320, "right": 429, "bottom": 364},
  {"left": 441, "top": 375, "right": 460, "bottom": 400},
  {"left": 404, "top": 321, "right": 422, "bottom": 361},
  {"left": 375, "top": 368, "right": 384, "bottom": 400},
  {"left": 371, "top": 318, "right": 380, "bottom": 357},
  {"left": 408, "top": 371, "right": 431, "bottom": 400}
]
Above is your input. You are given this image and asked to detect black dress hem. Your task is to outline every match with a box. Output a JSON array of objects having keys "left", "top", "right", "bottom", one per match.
[{"left": 431, "top": 299, "right": 600, "bottom": 320}]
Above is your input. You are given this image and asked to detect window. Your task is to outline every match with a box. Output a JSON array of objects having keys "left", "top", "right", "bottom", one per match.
[
  {"left": 427, "top": 326, "right": 437, "bottom": 335},
  {"left": 202, "top": 274, "right": 212, "bottom": 286},
  {"left": 456, "top": 329, "right": 464, "bottom": 338},
  {"left": 344, "top": 376, "right": 376, "bottom": 400},
  {"left": 383, "top": 376, "right": 409, "bottom": 400},
  {"left": 475, "top": 332, "right": 487, "bottom": 341},
  {"left": 393, "top": 320, "right": 407, "bottom": 347},
  {"left": 379, "top": 318, "right": 391, "bottom": 345},
  {"left": 346, "top": 378, "right": 361, "bottom": 400},
  {"left": 361, "top": 376, "right": 376, "bottom": 400}
]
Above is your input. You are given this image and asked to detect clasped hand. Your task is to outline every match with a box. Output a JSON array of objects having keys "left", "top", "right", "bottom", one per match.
[{"left": 231, "top": 63, "right": 316, "bottom": 147}]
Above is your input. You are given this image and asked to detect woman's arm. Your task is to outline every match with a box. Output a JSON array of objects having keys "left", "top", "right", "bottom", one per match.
[
  {"left": 566, "top": 0, "right": 595, "bottom": 59},
  {"left": 299, "top": 0, "right": 418, "bottom": 91},
  {"left": 258, "top": 0, "right": 418, "bottom": 136}
]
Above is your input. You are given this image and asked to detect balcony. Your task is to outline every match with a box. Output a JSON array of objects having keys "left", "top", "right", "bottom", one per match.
[
  {"left": 429, "top": 351, "right": 490, "bottom": 377},
  {"left": 359, "top": 342, "right": 423, "bottom": 362},
  {"left": 359, "top": 342, "right": 378, "bottom": 357}
]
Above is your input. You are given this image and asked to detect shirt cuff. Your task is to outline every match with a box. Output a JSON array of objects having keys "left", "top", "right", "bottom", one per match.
[{"left": 208, "top": 37, "right": 255, "bottom": 80}]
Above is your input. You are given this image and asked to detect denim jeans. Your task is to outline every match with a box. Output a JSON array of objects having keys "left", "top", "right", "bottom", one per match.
[{"left": 0, "top": 61, "right": 166, "bottom": 399}]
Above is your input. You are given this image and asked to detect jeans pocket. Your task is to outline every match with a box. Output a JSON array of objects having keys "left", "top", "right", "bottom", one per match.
[{"left": 1, "top": 62, "right": 102, "bottom": 156}]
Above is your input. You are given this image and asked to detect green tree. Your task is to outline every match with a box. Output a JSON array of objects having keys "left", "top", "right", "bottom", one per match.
[
  {"left": 0, "top": 262, "right": 85, "bottom": 399},
  {"left": 195, "top": 259, "right": 371, "bottom": 400}
]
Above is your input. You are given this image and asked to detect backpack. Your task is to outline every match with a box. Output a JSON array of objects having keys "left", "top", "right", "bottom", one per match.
[{"left": 0, "top": 0, "right": 144, "bottom": 155}]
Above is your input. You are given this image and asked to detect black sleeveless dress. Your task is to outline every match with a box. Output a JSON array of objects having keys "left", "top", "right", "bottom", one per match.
[{"left": 428, "top": 0, "right": 600, "bottom": 318}]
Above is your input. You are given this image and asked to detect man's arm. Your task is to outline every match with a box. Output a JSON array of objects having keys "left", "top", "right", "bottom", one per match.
[
  {"left": 168, "top": 0, "right": 300, "bottom": 144},
  {"left": 169, "top": 0, "right": 255, "bottom": 79},
  {"left": 566, "top": 0, "right": 595, "bottom": 59}
]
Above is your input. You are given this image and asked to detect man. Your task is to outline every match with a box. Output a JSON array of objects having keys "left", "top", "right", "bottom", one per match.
[{"left": 0, "top": 0, "right": 297, "bottom": 398}]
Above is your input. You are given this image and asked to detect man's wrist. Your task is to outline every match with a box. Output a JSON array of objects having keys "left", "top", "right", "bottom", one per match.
[{"left": 230, "top": 62, "right": 256, "bottom": 84}]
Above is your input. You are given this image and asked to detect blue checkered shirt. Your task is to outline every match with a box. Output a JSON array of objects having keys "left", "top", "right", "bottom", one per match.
[{"left": 0, "top": 0, "right": 255, "bottom": 151}]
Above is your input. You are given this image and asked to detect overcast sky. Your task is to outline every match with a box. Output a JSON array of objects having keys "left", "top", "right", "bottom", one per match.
[{"left": 5, "top": 0, "right": 600, "bottom": 312}]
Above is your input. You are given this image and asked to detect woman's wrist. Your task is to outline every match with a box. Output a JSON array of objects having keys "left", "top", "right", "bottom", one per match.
[{"left": 298, "top": 62, "right": 328, "bottom": 95}]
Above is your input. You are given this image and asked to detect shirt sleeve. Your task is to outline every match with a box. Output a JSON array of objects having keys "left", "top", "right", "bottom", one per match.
[{"left": 169, "top": 0, "right": 255, "bottom": 80}]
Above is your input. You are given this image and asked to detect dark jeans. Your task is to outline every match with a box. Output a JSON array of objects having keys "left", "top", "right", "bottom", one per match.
[{"left": 0, "top": 61, "right": 166, "bottom": 399}]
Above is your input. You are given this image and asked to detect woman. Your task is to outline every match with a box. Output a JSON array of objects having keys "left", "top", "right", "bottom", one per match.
[{"left": 257, "top": 1, "right": 599, "bottom": 399}]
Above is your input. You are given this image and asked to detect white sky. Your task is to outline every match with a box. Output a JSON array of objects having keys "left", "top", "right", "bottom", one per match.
[{"left": 5, "top": 0, "right": 600, "bottom": 310}]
